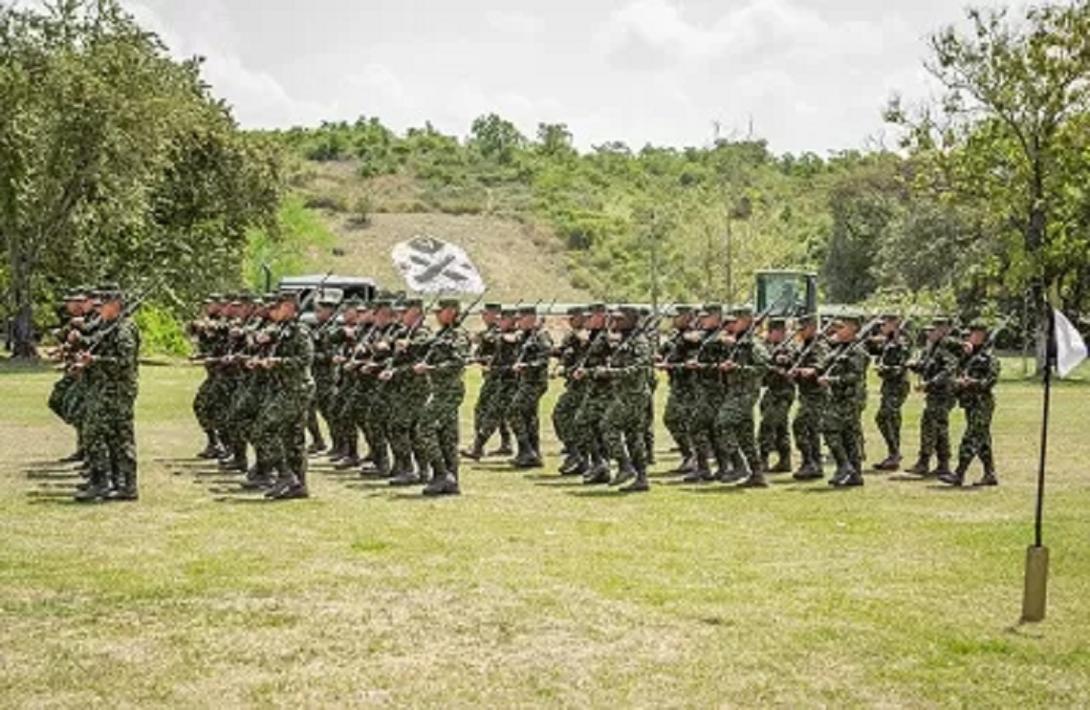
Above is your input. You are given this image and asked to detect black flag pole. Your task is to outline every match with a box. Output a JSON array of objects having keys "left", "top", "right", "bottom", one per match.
[{"left": 1022, "top": 302, "right": 1054, "bottom": 623}]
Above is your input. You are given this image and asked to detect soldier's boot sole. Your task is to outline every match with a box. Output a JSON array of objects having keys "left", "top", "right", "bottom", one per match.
[
  {"left": 832, "top": 475, "right": 864, "bottom": 488},
  {"left": 619, "top": 479, "right": 650, "bottom": 493},
  {"left": 610, "top": 467, "right": 637, "bottom": 487},
  {"left": 422, "top": 477, "right": 461, "bottom": 496},
  {"left": 937, "top": 472, "right": 964, "bottom": 486},
  {"left": 736, "top": 473, "right": 769, "bottom": 488},
  {"left": 972, "top": 475, "right": 998, "bottom": 487}
]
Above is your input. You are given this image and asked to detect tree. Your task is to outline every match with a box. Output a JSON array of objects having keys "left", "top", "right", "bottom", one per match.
[
  {"left": 886, "top": 1, "right": 1090, "bottom": 320},
  {"left": 0, "top": 0, "right": 283, "bottom": 358},
  {"left": 469, "top": 113, "right": 525, "bottom": 164}
]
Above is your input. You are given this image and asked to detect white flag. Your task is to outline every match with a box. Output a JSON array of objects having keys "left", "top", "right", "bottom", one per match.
[{"left": 1054, "top": 308, "right": 1088, "bottom": 378}]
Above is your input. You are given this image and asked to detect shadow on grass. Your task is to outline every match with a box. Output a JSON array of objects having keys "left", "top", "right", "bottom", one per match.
[{"left": 25, "top": 470, "right": 83, "bottom": 480}]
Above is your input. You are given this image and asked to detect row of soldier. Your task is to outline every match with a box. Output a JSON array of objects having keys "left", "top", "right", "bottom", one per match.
[{"left": 186, "top": 295, "right": 1000, "bottom": 498}]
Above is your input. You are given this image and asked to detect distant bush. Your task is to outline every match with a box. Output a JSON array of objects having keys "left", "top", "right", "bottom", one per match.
[
  {"left": 303, "top": 193, "right": 348, "bottom": 212},
  {"left": 350, "top": 194, "right": 373, "bottom": 227},
  {"left": 136, "top": 304, "right": 190, "bottom": 357}
]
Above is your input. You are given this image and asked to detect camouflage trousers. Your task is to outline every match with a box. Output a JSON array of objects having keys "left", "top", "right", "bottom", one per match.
[
  {"left": 306, "top": 371, "right": 335, "bottom": 446},
  {"left": 420, "top": 380, "right": 465, "bottom": 475},
  {"left": 691, "top": 387, "right": 727, "bottom": 470},
  {"left": 475, "top": 372, "right": 513, "bottom": 446},
  {"left": 193, "top": 370, "right": 226, "bottom": 436},
  {"left": 716, "top": 391, "right": 760, "bottom": 469},
  {"left": 351, "top": 378, "right": 388, "bottom": 467},
  {"left": 663, "top": 382, "right": 694, "bottom": 458},
  {"left": 387, "top": 387, "right": 429, "bottom": 475},
  {"left": 792, "top": 391, "right": 827, "bottom": 468},
  {"left": 477, "top": 375, "right": 517, "bottom": 444},
  {"left": 822, "top": 396, "right": 862, "bottom": 471},
  {"left": 552, "top": 381, "right": 586, "bottom": 450},
  {"left": 254, "top": 384, "right": 312, "bottom": 481},
  {"left": 603, "top": 392, "right": 650, "bottom": 467},
  {"left": 574, "top": 386, "right": 612, "bottom": 460},
  {"left": 224, "top": 376, "right": 260, "bottom": 463},
  {"left": 876, "top": 379, "right": 909, "bottom": 456},
  {"left": 331, "top": 376, "right": 359, "bottom": 455},
  {"left": 758, "top": 389, "right": 794, "bottom": 461},
  {"left": 644, "top": 375, "right": 657, "bottom": 462},
  {"left": 958, "top": 395, "right": 995, "bottom": 467},
  {"left": 508, "top": 378, "right": 548, "bottom": 452},
  {"left": 84, "top": 392, "right": 136, "bottom": 489},
  {"left": 919, "top": 393, "right": 955, "bottom": 462}
]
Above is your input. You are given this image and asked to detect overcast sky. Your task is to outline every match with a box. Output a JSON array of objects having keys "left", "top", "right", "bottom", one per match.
[{"left": 122, "top": 0, "right": 1014, "bottom": 155}]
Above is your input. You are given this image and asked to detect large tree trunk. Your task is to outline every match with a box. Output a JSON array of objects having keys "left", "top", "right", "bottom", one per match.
[{"left": 9, "top": 249, "right": 38, "bottom": 360}]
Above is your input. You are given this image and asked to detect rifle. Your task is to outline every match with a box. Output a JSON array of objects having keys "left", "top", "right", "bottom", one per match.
[
  {"left": 84, "top": 278, "right": 165, "bottom": 355},
  {"left": 298, "top": 271, "right": 334, "bottom": 313},
  {"left": 810, "top": 316, "right": 885, "bottom": 378}
]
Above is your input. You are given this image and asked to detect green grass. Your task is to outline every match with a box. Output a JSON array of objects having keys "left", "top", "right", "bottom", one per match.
[{"left": 1, "top": 358, "right": 1089, "bottom": 706}]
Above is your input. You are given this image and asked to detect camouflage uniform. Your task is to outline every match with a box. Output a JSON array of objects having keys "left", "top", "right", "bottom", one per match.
[
  {"left": 791, "top": 333, "right": 830, "bottom": 479},
  {"left": 257, "top": 317, "right": 315, "bottom": 497},
  {"left": 419, "top": 322, "right": 470, "bottom": 483},
  {"left": 660, "top": 327, "right": 699, "bottom": 468},
  {"left": 951, "top": 339, "right": 1000, "bottom": 484},
  {"left": 552, "top": 327, "right": 588, "bottom": 460},
  {"left": 716, "top": 331, "right": 769, "bottom": 483},
  {"left": 910, "top": 334, "right": 962, "bottom": 475},
  {"left": 79, "top": 315, "right": 140, "bottom": 499},
  {"left": 819, "top": 337, "right": 868, "bottom": 485},
  {"left": 191, "top": 315, "right": 228, "bottom": 453},
  {"left": 330, "top": 323, "right": 362, "bottom": 463},
  {"left": 469, "top": 322, "right": 513, "bottom": 454},
  {"left": 574, "top": 326, "right": 613, "bottom": 483},
  {"left": 601, "top": 324, "right": 652, "bottom": 489},
  {"left": 307, "top": 316, "right": 338, "bottom": 451},
  {"left": 689, "top": 327, "right": 730, "bottom": 481},
  {"left": 872, "top": 331, "right": 911, "bottom": 467},
  {"left": 758, "top": 336, "right": 796, "bottom": 470},
  {"left": 472, "top": 326, "right": 519, "bottom": 452},
  {"left": 385, "top": 323, "right": 432, "bottom": 482},
  {"left": 508, "top": 325, "right": 553, "bottom": 466}
]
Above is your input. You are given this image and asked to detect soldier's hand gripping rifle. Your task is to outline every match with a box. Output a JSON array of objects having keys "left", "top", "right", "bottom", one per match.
[{"left": 802, "top": 316, "right": 884, "bottom": 382}]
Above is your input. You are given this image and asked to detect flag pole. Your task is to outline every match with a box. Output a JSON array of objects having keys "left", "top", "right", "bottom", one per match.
[{"left": 1022, "top": 304, "right": 1053, "bottom": 623}]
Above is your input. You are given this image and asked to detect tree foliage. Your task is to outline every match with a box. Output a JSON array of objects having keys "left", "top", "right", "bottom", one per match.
[{"left": 0, "top": 0, "right": 283, "bottom": 357}]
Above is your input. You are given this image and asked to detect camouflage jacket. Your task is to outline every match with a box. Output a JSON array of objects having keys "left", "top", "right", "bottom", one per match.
[
  {"left": 425, "top": 325, "right": 470, "bottom": 388},
  {"left": 84, "top": 317, "right": 140, "bottom": 402},
  {"left": 957, "top": 345, "right": 1000, "bottom": 407},
  {"left": 602, "top": 330, "right": 651, "bottom": 399}
]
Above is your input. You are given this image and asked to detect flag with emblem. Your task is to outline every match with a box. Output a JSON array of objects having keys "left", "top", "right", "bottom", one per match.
[{"left": 392, "top": 235, "right": 485, "bottom": 295}]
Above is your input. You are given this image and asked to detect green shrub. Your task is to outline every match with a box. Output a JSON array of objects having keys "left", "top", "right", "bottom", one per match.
[
  {"left": 303, "top": 193, "right": 349, "bottom": 212},
  {"left": 135, "top": 304, "right": 190, "bottom": 357},
  {"left": 350, "top": 194, "right": 373, "bottom": 227}
]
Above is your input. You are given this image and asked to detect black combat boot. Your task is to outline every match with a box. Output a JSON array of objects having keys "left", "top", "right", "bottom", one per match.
[
  {"left": 736, "top": 456, "right": 768, "bottom": 488},
  {"left": 74, "top": 470, "right": 111, "bottom": 501},
  {"left": 874, "top": 452, "right": 902, "bottom": 471},
  {"left": 107, "top": 470, "right": 139, "bottom": 501},
  {"left": 939, "top": 458, "right": 969, "bottom": 487},
  {"left": 197, "top": 431, "right": 221, "bottom": 459},
  {"left": 460, "top": 435, "right": 486, "bottom": 461},
  {"left": 558, "top": 452, "right": 580, "bottom": 475},
  {"left": 831, "top": 466, "right": 864, "bottom": 487},
  {"left": 973, "top": 453, "right": 998, "bottom": 486},
  {"left": 906, "top": 454, "right": 931, "bottom": 476},
  {"left": 240, "top": 462, "right": 274, "bottom": 490},
  {"left": 610, "top": 454, "right": 637, "bottom": 487},
  {"left": 673, "top": 455, "right": 696, "bottom": 474},
  {"left": 583, "top": 454, "right": 611, "bottom": 485},
  {"left": 422, "top": 462, "right": 460, "bottom": 496},
  {"left": 566, "top": 454, "right": 589, "bottom": 477},
  {"left": 489, "top": 428, "right": 514, "bottom": 457},
  {"left": 931, "top": 457, "right": 954, "bottom": 480},
  {"left": 388, "top": 465, "right": 422, "bottom": 487},
  {"left": 620, "top": 463, "right": 650, "bottom": 493}
]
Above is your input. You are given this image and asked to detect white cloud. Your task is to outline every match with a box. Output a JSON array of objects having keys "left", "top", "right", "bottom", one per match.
[{"left": 484, "top": 10, "right": 545, "bottom": 36}]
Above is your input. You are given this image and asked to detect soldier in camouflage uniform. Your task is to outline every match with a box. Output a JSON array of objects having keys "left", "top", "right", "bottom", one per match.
[
  {"left": 189, "top": 295, "right": 228, "bottom": 459},
  {"left": 463, "top": 307, "right": 519, "bottom": 461},
  {"left": 381, "top": 299, "right": 432, "bottom": 485},
  {"left": 462, "top": 304, "right": 514, "bottom": 459},
  {"left": 415, "top": 298, "right": 471, "bottom": 495},
  {"left": 219, "top": 295, "right": 262, "bottom": 474},
  {"left": 810, "top": 315, "right": 868, "bottom": 487},
  {"left": 758, "top": 318, "right": 795, "bottom": 474},
  {"left": 683, "top": 305, "right": 731, "bottom": 483},
  {"left": 940, "top": 322, "right": 1001, "bottom": 487},
  {"left": 252, "top": 293, "right": 314, "bottom": 500},
  {"left": 599, "top": 306, "right": 653, "bottom": 492},
  {"left": 640, "top": 306, "right": 657, "bottom": 465},
  {"left": 716, "top": 306, "right": 770, "bottom": 487},
  {"left": 573, "top": 303, "right": 613, "bottom": 483},
  {"left": 656, "top": 306, "right": 698, "bottom": 473},
  {"left": 49, "top": 289, "right": 95, "bottom": 463},
  {"left": 871, "top": 314, "right": 912, "bottom": 471},
  {"left": 906, "top": 318, "right": 961, "bottom": 478},
  {"left": 509, "top": 305, "right": 553, "bottom": 468},
  {"left": 330, "top": 300, "right": 366, "bottom": 467},
  {"left": 553, "top": 306, "right": 589, "bottom": 475},
  {"left": 305, "top": 294, "right": 338, "bottom": 455},
  {"left": 357, "top": 300, "right": 396, "bottom": 477},
  {"left": 789, "top": 315, "right": 829, "bottom": 480},
  {"left": 73, "top": 286, "right": 141, "bottom": 501}
]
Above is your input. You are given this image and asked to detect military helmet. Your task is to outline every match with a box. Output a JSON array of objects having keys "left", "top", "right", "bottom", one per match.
[{"left": 437, "top": 298, "right": 461, "bottom": 310}]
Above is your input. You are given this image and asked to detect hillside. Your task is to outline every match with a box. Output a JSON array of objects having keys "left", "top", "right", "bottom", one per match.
[
  {"left": 307, "top": 209, "right": 592, "bottom": 303},
  {"left": 291, "top": 159, "right": 592, "bottom": 302}
]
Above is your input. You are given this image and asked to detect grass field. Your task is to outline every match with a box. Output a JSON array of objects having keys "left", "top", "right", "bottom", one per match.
[{"left": 1, "top": 359, "right": 1089, "bottom": 707}]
